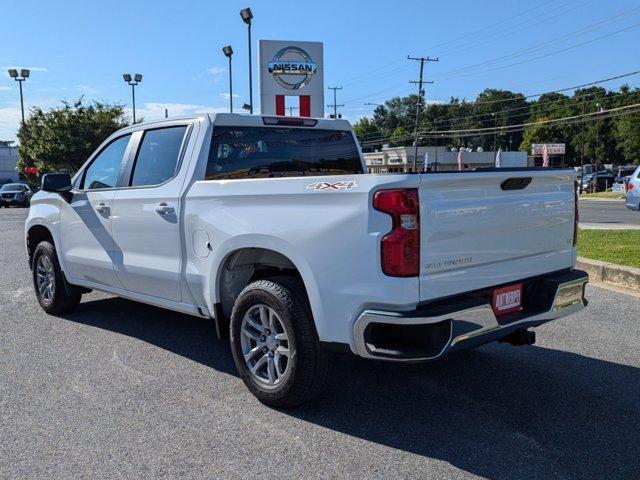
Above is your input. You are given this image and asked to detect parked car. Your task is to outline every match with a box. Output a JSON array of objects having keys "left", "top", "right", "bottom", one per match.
[
  {"left": 0, "top": 182, "right": 33, "bottom": 207},
  {"left": 25, "top": 114, "right": 588, "bottom": 407},
  {"left": 582, "top": 172, "right": 615, "bottom": 192},
  {"left": 625, "top": 165, "right": 640, "bottom": 211}
]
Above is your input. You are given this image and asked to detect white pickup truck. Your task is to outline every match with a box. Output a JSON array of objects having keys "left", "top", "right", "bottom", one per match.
[{"left": 26, "top": 113, "right": 588, "bottom": 407}]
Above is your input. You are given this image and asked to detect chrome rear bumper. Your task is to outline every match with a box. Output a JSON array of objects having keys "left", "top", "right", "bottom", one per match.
[{"left": 353, "top": 270, "right": 588, "bottom": 361}]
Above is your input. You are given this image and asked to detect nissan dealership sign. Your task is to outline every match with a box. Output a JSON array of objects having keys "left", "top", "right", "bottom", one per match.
[
  {"left": 267, "top": 46, "right": 318, "bottom": 90},
  {"left": 259, "top": 40, "right": 324, "bottom": 117}
]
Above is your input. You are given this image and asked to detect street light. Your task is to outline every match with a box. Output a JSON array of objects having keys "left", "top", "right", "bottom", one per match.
[
  {"left": 222, "top": 45, "right": 234, "bottom": 113},
  {"left": 8, "top": 68, "right": 30, "bottom": 128},
  {"left": 240, "top": 7, "right": 253, "bottom": 114},
  {"left": 122, "top": 73, "right": 142, "bottom": 123}
]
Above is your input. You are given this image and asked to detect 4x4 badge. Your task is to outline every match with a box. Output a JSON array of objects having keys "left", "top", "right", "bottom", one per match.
[{"left": 306, "top": 181, "right": 358, "bottom": 191}]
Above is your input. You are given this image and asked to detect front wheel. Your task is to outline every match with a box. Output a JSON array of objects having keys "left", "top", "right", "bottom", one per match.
[
  {"left": 230, "top": 276, "right": 332, "bottom": 408},
  {"left": 32, "top": 241, "right": 82, "bottom": 314}
]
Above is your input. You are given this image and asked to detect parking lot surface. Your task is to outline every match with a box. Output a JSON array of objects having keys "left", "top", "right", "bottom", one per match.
[
  {"left": 2, "top": 207, "right": 639, "bottom": 479},
  {"left": 579, "top": 198, "right": 640, "bottom": 228}
]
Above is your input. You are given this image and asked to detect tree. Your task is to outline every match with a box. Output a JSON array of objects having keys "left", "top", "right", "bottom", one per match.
[
  {"left": 352, "top": 117, "right": 381, "bottom": 142},
  {"left": 613, "top": 111, "right": 640, "bottom": 164},
  {"left": 17, "top": 98, "right": 128, "bottom": 186}
]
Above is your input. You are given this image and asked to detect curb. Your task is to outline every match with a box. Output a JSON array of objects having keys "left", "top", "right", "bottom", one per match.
[
  {"left": 576, "top": 256, "right": 640, "bottom": 292},
  {"left": 578, "top": 197, "right": 625, "bottom": 202}
]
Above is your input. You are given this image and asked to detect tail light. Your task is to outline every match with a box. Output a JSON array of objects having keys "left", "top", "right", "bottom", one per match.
[
  {"left": 628, "top": 182, "right": 635, "bottom": 192},
  {"left": 573, "top": 180, "right": 579, "bottom": 247},
  {"left": 373, "top": 189, "right": 420, "bottom": 277}
]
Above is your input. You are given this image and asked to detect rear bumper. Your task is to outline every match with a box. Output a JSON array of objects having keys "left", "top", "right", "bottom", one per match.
[{"left": 353, "top": 269, "right": 588, "bottom": 361}]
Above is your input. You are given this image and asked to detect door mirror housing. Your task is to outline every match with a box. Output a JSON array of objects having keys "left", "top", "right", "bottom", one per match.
[{"left": 41, "top": 173, "right": 72, "bottom": 193}]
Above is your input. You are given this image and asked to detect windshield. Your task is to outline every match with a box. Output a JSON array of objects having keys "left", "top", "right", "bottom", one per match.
[
  {"left": 0, "top": 183, "right": 26, "bottom": 191},
  {"left": 205, "top": 127, "right": 363, "bottom": 180}
]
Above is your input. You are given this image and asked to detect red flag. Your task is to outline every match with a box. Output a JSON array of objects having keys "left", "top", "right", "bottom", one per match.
[
  {"left": 457, "top": 150, "right": 463, "bottom": 171},
  {"left": 542, "top": 144, "right": 549, "bottom": 168}
]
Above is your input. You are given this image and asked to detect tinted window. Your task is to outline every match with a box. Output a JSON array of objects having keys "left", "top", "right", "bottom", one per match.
[
  {"left": 83, "top": 135, "right": 131, "bottom": 190},
  {"left": 130, "top": 126, "right": 188, "bottom": 187},
  {"left": 1, "top": 183, "right": 26, "bottom": 191},
  {"left": 205, "top": 127, "right": 363, "bottom": 180}
]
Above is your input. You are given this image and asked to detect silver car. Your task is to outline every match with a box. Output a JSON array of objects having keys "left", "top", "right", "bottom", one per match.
[{"left": 625, "top": 165, "right": 640, "bottom": 211}]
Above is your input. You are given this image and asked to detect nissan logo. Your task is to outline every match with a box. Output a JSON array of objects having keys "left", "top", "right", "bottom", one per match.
[{"left": 267, "top": 46, "right": 317, "bottom": 90}]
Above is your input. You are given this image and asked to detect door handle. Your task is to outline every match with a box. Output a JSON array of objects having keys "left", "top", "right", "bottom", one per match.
[
  {"left": 154, "top": 203, "right": 175, "bottom": 215},
  {"left": 95, "top": 203, "right": 109, "bottom": 214}
]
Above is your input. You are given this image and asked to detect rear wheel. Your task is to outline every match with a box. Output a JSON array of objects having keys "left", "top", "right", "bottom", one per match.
[
  {"left": 32, "top": 241, "right": 82, "bottom": 314},
  {"left": 230, "top": 276, "right": 332, "bottom": 408}
]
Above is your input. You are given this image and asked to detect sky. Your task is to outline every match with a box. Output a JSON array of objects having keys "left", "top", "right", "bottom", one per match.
[{"left": 1, "top": 0, "right": 639, "bottom": 141}]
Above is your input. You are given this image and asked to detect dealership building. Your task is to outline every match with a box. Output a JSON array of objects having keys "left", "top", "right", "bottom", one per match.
[
  {"left": 0, "top": 142, "right": 19, "bottom": 182},
  {"left": 364, "top": 146, "right": 529, "bottom": 173}
]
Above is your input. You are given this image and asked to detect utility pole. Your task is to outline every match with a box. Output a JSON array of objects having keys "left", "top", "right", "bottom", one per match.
[
  {"left": 580, "top": 97, "right": 587, "bottom": 194},
  {"left": 408, "top": 55, "right": 438, "bottom": 171},
  {"left": 327, "top": 86, "right": 344, "bottom": 118},
  {"left": 287, "top": 106, "right": 298, "bottom": 116}
]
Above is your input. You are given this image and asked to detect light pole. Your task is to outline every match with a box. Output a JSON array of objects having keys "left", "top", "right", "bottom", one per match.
[
  {"left": 240, "top": 7, "right": 253, "bottom": 114},
  {"left": 122, "top": 73, "right": 142, "bottom": 123},
  {"left": 222, "top": 45, "right": 234, "bottom": 113},
  {"left": 8, "top": 68, "right": 29, "bottom": 128}
]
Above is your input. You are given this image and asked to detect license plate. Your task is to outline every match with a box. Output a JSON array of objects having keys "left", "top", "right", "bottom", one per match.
[{"left": 492, "top": 283, "right": 522, "bottom": 316}]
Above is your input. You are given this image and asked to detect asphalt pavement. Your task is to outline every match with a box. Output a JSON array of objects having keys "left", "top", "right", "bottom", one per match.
[
  {"left": 2, "top": 207, "right": 640, "bottom": 479},
  {"left": 579, "top": 198, "right": 640, "bottom": 229}
]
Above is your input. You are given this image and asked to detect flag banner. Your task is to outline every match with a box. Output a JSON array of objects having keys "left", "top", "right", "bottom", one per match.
[
  {"left": 495, "top": 147, "right": 502, "bottom": 168},
  {"left": 423, "top": 151, "right": 430, "bottom": 172},
  {"left": 457, "top": 150, "right": 463, "bottom": 171},
  {"left": 542, "top": 143, "right": 549, "bottom": 168}
]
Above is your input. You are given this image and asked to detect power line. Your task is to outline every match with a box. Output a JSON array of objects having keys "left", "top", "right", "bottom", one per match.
[
  {"left": 360, "top": 102, "right": 640, "bottom": 146},
  {"left": 354, "top": 69, "right": 640, "bottom": 141},
  {"left": 343, "top": 5, "right": 637, "bottom": 105},
  {"left": 340, "top": 0, "right": 579, "bottom": 89},
  {"left": 327, "top": 86, "right": 344, "bottom": 118}
]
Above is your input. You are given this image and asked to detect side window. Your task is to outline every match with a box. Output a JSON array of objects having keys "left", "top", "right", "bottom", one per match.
[
  {"left": 82, "top": 135, "right": 131, "bottom": 190},
  {"left": 130, "top": 126, "right": 188, "bottom": 187}
]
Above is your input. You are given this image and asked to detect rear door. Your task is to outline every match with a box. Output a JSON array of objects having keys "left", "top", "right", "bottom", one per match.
[
  {"left": 110, "top": 123, "right": 194, "bottom": 301},
  {"left": 418, "top": 170, "right": 576, "bottom": 301},
  {"left": 60, "top": 134, "right": 133, "bottom": 287}
]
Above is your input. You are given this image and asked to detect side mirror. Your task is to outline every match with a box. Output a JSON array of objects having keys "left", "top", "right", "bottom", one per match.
[{"left": 41, "top": 173, "right": 72, "bottom": 193}]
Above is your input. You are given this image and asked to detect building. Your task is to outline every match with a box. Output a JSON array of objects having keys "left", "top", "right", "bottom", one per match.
[
  {"left": 364, "top": 146, "right": 528, "bottom": 173},
  {"left": 0, "top": 141, "right": 20, "bottom": 182}
]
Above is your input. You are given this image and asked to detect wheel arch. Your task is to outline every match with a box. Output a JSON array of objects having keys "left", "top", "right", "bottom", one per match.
[
  {"left": 26, "top": 224, "right": 55, "bottom": 268},
  {"left": 211, "top": 242, "right": 323, "bottom": 340}
]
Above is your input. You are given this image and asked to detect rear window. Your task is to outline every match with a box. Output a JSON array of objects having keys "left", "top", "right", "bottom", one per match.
[{"left": 205, "top": 126, "right": 363, "bottom": 180}]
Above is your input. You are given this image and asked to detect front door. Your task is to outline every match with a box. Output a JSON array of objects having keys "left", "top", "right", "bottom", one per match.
[
  {"left": 59, "top": 134, "right": 132, "bottom": 287},
  {"left": 110, "top": 125, "right": 190, "bottom": 301}
]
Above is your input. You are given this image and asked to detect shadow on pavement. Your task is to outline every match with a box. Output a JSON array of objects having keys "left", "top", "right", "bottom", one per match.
[{"left": 63, "top": 295, "right": 639, "bottom": 480}]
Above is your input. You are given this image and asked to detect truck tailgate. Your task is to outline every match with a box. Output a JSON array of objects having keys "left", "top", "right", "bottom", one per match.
[{"left": 418, "top": 170, "right": 576, "bottom": 302}]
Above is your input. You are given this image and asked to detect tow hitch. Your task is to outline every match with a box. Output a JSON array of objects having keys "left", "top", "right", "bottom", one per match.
[{"left": 500, "top": 329, "right": 536, "bottom": 346}]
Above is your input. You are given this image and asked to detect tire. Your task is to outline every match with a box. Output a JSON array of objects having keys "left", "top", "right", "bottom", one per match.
[
  {"left": 32, "top": 241, "right": 82, "bottom": 315},
  {"left": 230, "top": 276, "right": 333, "bottom": 408}
]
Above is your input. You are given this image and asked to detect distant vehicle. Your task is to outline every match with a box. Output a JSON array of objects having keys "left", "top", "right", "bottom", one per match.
[
  {"left": 0, "top": 183, "right": 33, "bottom": 207},
  {"left": 615, "top": 165, "right": 637, "bottom": 183},
  {"left": 625, "top": 165, "right": 640, "bottom": 211},
  {"left": 582, "top": 173, "right": 615, "bottom": 192}
]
